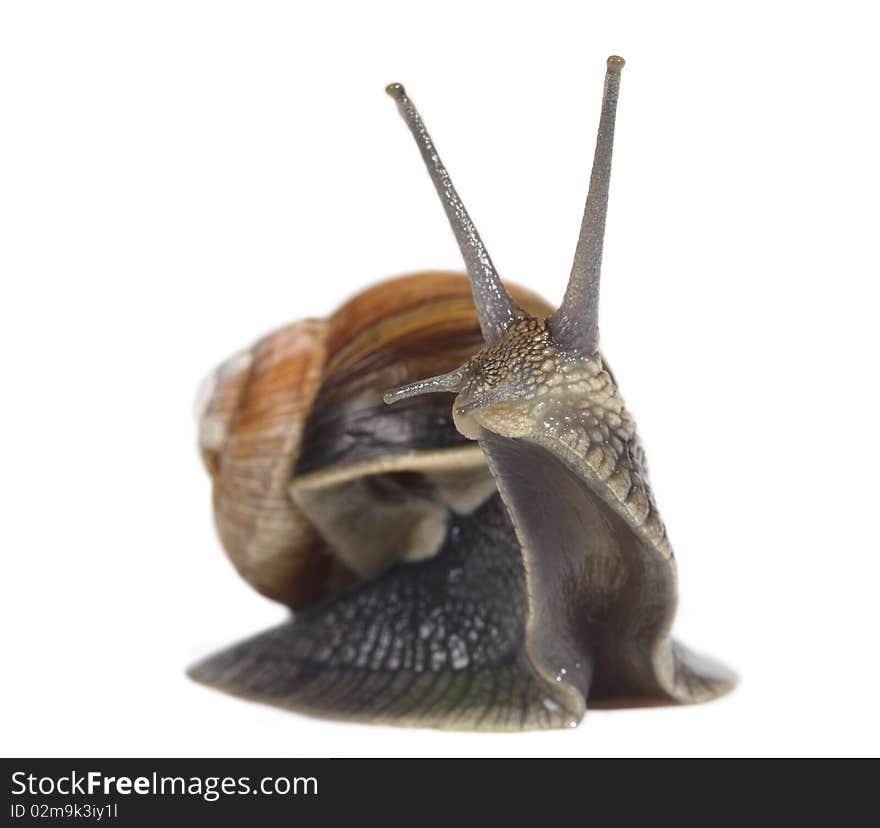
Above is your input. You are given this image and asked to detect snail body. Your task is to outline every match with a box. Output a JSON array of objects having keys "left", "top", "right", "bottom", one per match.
[{"left": 190, "top": 57, "right": 735, "bottom": 730}]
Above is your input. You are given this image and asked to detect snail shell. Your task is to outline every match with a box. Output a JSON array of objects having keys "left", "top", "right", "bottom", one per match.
[{"left": 196, "top": 272, "right": 551, "bottom": 606}]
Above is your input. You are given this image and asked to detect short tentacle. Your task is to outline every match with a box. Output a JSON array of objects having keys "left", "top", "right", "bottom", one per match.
[{"left": 383, "top": 368, "right": 464, "bottom": 405}]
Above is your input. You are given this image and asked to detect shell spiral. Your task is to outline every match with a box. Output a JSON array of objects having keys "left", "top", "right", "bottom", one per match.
[{"left": 195, "top": 272, "right": 552, "bottom": 607}]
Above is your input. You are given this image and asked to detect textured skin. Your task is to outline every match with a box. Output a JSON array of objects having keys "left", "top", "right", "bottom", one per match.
[
  {"left": 189, "top": 495, "right": 583, "bottom": 731},
  {"left": 454, "top": 316, "right": 670, "bottom": 559},
  {"left": 440, "top": 314, "right": 736, "bottom": 709},
  {"left": 481, "top": 435, "right": 735, "bottom": 708},
  {"left": 194, "top": 279, "right": 735, "bottom": 729}
]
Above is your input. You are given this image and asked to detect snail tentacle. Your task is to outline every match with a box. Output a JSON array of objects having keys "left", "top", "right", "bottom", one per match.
[
  {"left": 550, "top": 56, "right": 625, "bottom": 356},
  {"left": 386, "top": 82, "right": 521, "bottom": 344},
  {"left": 383, "top": 368, "right": 464, "bottom": 405}
]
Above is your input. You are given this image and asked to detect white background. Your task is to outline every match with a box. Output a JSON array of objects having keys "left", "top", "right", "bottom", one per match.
[{"left": 2, "top": 1, "right": 878, "bottom": 758}]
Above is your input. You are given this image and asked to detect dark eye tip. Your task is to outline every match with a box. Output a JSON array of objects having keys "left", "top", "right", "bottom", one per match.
[{"left": 385, "top": 82, "right": 406, "bottom": 100}]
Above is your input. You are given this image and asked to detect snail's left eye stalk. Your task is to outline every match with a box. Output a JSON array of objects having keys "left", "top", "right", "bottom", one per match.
[{"left": 386, "top": 81, "right": 522, "bottom": 345}]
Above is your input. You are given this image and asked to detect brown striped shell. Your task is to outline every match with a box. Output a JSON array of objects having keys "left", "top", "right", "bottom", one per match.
[{"left": 195, "top": 272, "right": 552, "bottom": 608}]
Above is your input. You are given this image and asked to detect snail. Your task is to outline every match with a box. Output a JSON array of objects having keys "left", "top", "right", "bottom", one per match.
[{"left": 190, "top": 56, "right": 736, "bottom": 731}]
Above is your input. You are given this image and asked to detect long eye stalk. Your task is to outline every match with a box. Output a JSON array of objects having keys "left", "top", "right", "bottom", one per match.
[
  {"left": 551, "top": 55, "right": 625, "bottom": 355},
  {"left": 386, "top": 82, "right": 521, "bottom": 345}
]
